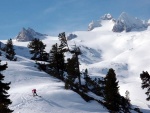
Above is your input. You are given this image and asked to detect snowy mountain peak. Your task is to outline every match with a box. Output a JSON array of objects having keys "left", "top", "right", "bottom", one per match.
[
  {"left": 88, "top": 12, "right": 149, "bottom": 32},
  {"left": 88, "top": 13, "right": 114, "bottom": 31},
  {"left": 101, "top": 13, "right": 113, "bottom": 20},
  {"left": 112, "top": 12, "right": 148, "bottom": 32},
  {"left": 88, "top": 20, "right": 101, "bottom": 31},
  {"left": 148, "top": 19, "right": 150, "bottom": 26},
  {"left": 16, "top": 27, "right": 47, "bottom": 42}
]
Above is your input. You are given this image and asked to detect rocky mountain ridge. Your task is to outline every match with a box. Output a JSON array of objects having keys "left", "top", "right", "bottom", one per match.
[
  {"left": 88, "top": 12, "right": 149, "bottom": 32},
  {"left": 113, "top": 12, "right": 148, "bottom": 32},
  {"left": 16, "top": 27, "right": 47, "bottom": 42}
]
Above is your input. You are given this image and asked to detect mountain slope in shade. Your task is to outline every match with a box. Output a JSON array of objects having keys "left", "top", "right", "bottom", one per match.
[
  {"left": 88, "top": 20, "right": 102, "bottom": 31},
  {"left": 16, "top": 27, "right": 47, "bottom": 42}
]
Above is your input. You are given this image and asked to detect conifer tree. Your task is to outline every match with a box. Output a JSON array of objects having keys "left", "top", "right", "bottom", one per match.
[
  {"left": 49, "top": 43, "right": 59, "bottom": 73},
  {"left": 103, "top": 68, "right": 120, "bottom": 112},
  {"left": 125, "top": 90, "right": 130, "bottom": 101},
  {"left": 65, "top": 58, "right": 75, "bottom": 89},
  {"left": 119, "top": 96, "right": 131, "bottom": 113},
  {"left": 83, "top": 69, "right": 90, "bottom": 88},
  {"left": 140, "top": 71, "right": 150, "bottom": 101},
  {"left": 58, "top": 32, "right": 69, "bottom": 52},
  {"left": 48, "top": 43, "right": 65, "bottom": 79},
  {"left": 93, "top": 78, "right": 105, "bottom": 96},
  {"left": 0, "top": 60, "right": 13, "bottom": 113},
  {"left": 28, "top": 38, "right": 46, "bottom": 60},
  {"left": 70, "top": 46, "right": 82, "bottom": 87},
  {"left": 57, "top": 32, "right": 68, "bottom": 80},
  {"left": 66, "top": 57, "right": 77, "bottom": 81},
  {"left": 5, "top": 39, "right": 16, "bottom": 60},
  {"left": 57, "top": 51, "right": 65, "bottom": 80},
  {"left": 103, "top": 68, "right": 131, "bottom": 112}
]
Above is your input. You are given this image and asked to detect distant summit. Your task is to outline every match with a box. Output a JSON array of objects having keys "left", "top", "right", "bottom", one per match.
[
  {"left": 148, "top": 19, "right": 150, "bottom": 26},
  {"left": 112, "top": 12, "right": 148, "bottom": 32},
  {"left": 88, "top": 14, "right": 113, "bottom": 31},
  {"left": 88, "top": 20, "right": 101, "bottom": 31},
  {"left": 16, "top": 27, "right": 47, "bottom": 42},
  {"left": 88, "top": 12, "right": 149, "bottom": 32},
  {"left": 101, "top": 13, "right": 113, "bottom": 20}
]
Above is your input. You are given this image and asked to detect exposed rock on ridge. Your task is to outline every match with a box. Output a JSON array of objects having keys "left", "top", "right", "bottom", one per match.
[
  {"left": 112, "top": 12, "right": 148, "bottom": 32},
  {"left": 101, "top": 13, "right": 113, "bottom": 20},
  {"left": 88, "top": 20, "right": 102, "bottom": 31},
  {"left": 16, "top": 27, "right": 47, "bottom": 42},
  {"left": 88, "top": 12, "right": 149, "bottom": 32}
]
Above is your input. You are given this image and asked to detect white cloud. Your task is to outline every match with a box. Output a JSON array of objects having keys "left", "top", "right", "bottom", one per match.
[
  {"left": 43, "top": 0, "right": 76, "bottom": 14},
  {"left": 43, "top": 7, "right": 57, "bottom": 14}
]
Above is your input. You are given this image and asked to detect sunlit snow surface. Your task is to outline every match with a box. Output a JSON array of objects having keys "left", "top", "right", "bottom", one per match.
[{"left": 1, "top": 21, "right": 150, "bottom": 112}]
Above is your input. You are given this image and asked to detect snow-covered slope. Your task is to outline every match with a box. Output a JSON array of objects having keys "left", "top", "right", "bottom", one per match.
[
  {"left": 72, "top": 26, "right": 150, "bottom": 112},
  {"left": 15, "top": 27, "right": 47, "bottom": 42},
  {"left": 1, "top": 14, "right": 150, "bottom": 112},
  {"left": 1, "top": 54, "right": 106, "bottom": 113}
]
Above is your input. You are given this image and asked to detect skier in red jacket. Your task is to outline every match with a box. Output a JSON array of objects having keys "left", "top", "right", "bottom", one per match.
[{"left": 32, "top": 89, "right": 38, "bottom": 96}]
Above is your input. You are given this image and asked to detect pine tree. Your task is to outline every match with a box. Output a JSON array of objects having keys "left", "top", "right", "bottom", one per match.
[
  {"left": 125, "top": 90, "right": 130, "bottom": 101},
  {"left": 0, "top": 60, "right": 13, "bottom": 113},
  {"left": 57, "top": 51, "right": 65, "bottom": 80},
  {"left": 70, "top": 46, "right": 82, "bottom": 87},
  {"left": 140, "top": 71, "right": 150, "bottom": 101},
  {"left": 83, "top": 69, "right": 91, "bottom": 89},
  {"left": 5, "top": 39, "right": 16, "bottom": 61},
  {"left": 120, "top": 96, "right": 131, "bottom": 113},
  {"left": 103, "top": 68, "right": 120, "bottom": 112},
  {"left": 58, "top": 32, "right": 69, "bottom": 52},
  {"left": 65, "top": 57, "right": 77, "bottom": 89},
  {"left": 57, "top": 33, "right": 69, "bottom": 80},
  {"left": 66, "top": 57, "right": 77, "bottom": 78},
  {"left": 28, "top": 38, "right": 47, "bottom": 60},
  {"left": 48, "top": 43, "right": 65, "bottom": 80},
  {"left": 49, "top": 43, "right": 59, "bottom": 73},
  {"left": 103, "top": 68, "right": 131, "bottom": 112}
]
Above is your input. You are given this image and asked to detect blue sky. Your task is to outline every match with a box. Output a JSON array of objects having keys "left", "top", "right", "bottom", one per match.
[{"left": 0, "top": 0, "right": 150, "bottom": 39}]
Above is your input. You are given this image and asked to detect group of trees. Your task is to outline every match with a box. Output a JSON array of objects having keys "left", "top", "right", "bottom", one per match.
[
  {"left": 0, "top": 59, "right": 13, "bottom": 112},
  {"left": 0, "top": 39, "right": 16, "bottom": 112},
  {"left": 1, "top": 39, "right": 16, "bottom": 61},
  {"left": 28, "top": 32, "right": 133, "bottom": 113},
  {"left": 0, "top": 40, "right": 13, "bottom": 112}
]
